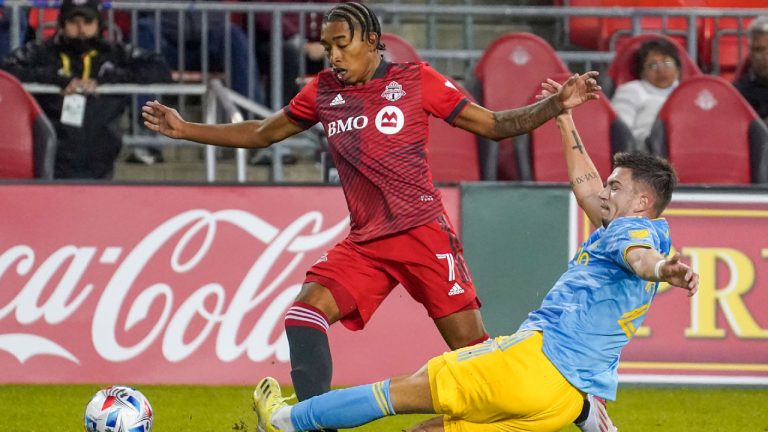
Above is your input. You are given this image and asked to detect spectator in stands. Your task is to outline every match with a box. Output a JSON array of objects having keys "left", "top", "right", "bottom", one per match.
[
  {"left": 1, "top": 0, "right": 171, "bottom": 179},
  {"left": 611, "top": 37, "right": 681, "bottom": 150},
  {"left": 734, "top": 15, "right": 768, "bottom": 122}
]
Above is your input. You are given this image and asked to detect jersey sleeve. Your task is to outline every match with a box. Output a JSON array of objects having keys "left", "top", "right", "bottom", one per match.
[
  {"left": 603, "top": 218, "right": 662, "bottom": 273},
  {"left": 419, "top": 62, "right": 470, "bottom": 125},
  {"left": 283, "top": 76, "right": 320, "bottom": 130}
]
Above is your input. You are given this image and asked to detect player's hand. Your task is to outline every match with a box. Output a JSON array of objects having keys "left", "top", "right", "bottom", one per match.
[
  {"left": 537, "top": 79, "right": 572, "bottom": 118},
  {"left": 556, "top": 71, "right": 601, "bottom": 111},
  {"left": 142, "top": 100, "right": 186, "bottom": 139},
  {"left": 660, "top": 253, "right": 699, "bottom": 296}
]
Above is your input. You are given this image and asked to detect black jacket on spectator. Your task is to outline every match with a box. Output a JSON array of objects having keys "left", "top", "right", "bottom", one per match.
[
  {"left": 734, "top": 70, "right": 768, "bottom": 122},
  {"left": 1, "top": 34, "right": 171, "bottom": 179}
]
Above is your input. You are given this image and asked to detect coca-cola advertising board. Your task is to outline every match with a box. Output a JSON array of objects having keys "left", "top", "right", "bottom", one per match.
[
  {"left": 571, "top": 192, "right": 768, "bottom": 385},
  {"left": 0, "top": 185, "right": 459, "bottom": 385}
]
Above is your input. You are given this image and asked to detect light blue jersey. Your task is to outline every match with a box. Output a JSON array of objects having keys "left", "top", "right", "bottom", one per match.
[{"left": 519, "top": 216, "right": 671, "bottom": 401}]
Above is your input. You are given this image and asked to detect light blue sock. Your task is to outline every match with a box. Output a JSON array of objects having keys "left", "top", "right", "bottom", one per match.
[{"left": 290, "top": 380, "right": 395, "bottom": 431}]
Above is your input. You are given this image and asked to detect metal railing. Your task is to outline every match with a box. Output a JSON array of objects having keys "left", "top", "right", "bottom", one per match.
[
  {"left": 204, "top": 78, "right": 324, "bottom": 182},
  {"left": 22, "top": 81, "right": 321, "bottom": 182}
]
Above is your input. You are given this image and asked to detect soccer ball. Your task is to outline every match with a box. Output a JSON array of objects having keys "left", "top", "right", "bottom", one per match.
[{"left": 83, "top": 385, "right": 153, "bottom": 432}]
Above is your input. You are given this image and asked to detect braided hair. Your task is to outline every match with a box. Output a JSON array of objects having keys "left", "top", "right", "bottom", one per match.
[{"left": 324, "top": 2, "right": 386, "bottom": 51}]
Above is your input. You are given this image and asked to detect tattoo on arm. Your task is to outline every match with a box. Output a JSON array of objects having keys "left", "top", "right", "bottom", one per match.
[
  {"left": 571, "top": 130, "right": 584, "bottom": 154},
  {"left": 492, "top": 96, "right": 562, "bottom": 138},
  {"left": 569, "top": 171, "right": 600, "bottom": 188}
]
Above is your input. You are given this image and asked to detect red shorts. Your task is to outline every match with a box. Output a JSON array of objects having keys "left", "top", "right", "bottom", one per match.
[{"left": 305, "top": 214, "right": 481, "bottom": 331}]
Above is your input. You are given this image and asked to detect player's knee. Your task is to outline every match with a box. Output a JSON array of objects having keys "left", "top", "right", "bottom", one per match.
[
  {"left": 284, "top": 300, "right": 332, "bottom": 334},
  {"left": 435, "top": 308, "right": 488, "bottom": 349},
  {"left": 292, "top": 282, "right": 340, "bottom": 322}
]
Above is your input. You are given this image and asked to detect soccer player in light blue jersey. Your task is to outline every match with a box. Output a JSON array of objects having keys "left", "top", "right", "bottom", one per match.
[{"left": 250, "top": 77, "right": 699, "bottom": 432}]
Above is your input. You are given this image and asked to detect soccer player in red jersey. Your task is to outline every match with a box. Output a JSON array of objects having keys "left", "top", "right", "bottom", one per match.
[{"left": 143, "top": 2, "right": 602, "bottom": 427}]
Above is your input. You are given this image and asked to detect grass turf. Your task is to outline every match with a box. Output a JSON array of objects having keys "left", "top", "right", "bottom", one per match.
[{"left": 1, "top": 384, "right": 767, "bottom": 431}]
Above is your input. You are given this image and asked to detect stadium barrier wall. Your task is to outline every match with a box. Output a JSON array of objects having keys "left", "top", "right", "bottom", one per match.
[
  {"left": 0, "top": 183, "right": 766, "bottom": 386},
  {"left": 0, "top": 184, "right": 457, "bottom": 386}
]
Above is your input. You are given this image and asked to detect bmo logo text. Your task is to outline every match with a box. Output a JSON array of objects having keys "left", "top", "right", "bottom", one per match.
[
  {"left": 375, "top": 106, "right": 404, "bottom": 135},
  {"left": 325, "top": 106, "right": 405, "bottom": 137},
  {"left": 327, "top": 115, "right": 368, "bottom": 137}
]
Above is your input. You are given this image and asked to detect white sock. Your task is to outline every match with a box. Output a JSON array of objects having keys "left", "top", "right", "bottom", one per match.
[{"left": 271, "top": 406, "right": 295, "bottom": 432}]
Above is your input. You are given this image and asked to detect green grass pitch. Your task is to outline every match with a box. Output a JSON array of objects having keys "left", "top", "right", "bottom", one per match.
[{"left": 1, "top": 384, "right": 767, "bottom": 431}]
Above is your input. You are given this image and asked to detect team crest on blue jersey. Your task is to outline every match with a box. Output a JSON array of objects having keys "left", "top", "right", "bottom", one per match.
[{"left": 381, "top": 81, "right": 406, "bottom": 102}]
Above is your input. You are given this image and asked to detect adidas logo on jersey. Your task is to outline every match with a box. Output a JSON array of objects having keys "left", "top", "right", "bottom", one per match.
[
  {"left": 330, "top": 93, "right": 345, "bottom": 106},
  {"left": 448, "top": 283, "right": 465, "bottom": 296}
]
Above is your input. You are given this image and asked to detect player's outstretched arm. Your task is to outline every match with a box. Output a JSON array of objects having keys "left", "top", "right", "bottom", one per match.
[
  {"left": 556, "top": 113, "right": 604, "bottom": 228},
  {"left": 453, "top": 71, "right": 601, "bottom": 140},
  {"left": 537, "top": 78, "right": 603, "bottom": 227},
  {"left": 142, "top": 100, "right": 304, "bottom": 149},
  {"left": 626, "top": 249, "right": 699, "bottom": 296}
]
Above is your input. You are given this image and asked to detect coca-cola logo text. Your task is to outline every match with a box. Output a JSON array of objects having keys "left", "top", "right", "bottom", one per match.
[{"left": 0, "top": 209, "right": 349, "bottom": 365}]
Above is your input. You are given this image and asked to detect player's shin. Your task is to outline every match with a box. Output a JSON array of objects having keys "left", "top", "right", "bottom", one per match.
[
  {"left": 285, "top": 303, "right": 333, "bottom": 401},
  {"left": 290, "top": 380, "right": 396, "bottom": 431}
]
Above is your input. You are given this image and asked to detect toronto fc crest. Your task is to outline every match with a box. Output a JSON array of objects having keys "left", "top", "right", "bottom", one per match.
[{"left": 381, "top": 81, "right": 406, "bottom": 102}]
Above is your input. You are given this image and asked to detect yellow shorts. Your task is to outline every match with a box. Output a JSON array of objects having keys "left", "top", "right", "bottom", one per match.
[{"left": 427, "top": 331, "right": 585, "bottom": 432}]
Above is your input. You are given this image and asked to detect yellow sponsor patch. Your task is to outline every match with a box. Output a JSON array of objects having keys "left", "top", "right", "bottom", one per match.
[{"left": 629, "top": 229, "right": 650, "bottom": 239}]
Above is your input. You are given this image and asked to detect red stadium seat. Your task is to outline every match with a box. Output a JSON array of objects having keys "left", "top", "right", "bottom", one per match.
[
  {"left": 605, "top": 33, "right": 702, "bottom": 97},
  {"left": 428, "top": 80, "right": 481, "bottom": 182},
  {"left": 567, "top": 0, "right": 705, "bottom": 51},
  {"left": 381, "top": 33, "right": 422, "bottom": 63},
  {"left": 0, "top": 70, "right": 57, "bottom": 179},
  {"left": 474, "top": 32, "right": 570, "bottom": 180},
  {"left": 646, "top": 75, "right": 768, "bottom": 184},
  {"left": 524, "top": 73, "right": 634, "bottom": 182}
]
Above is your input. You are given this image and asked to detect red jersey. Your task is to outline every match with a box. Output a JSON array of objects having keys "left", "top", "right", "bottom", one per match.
[{"left": 285, "top": 60, "right": 470, "bottom": 242}]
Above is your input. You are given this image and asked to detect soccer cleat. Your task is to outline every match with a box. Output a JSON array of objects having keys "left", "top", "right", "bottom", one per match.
[
  {"left": 253, "top": 377, "right": 291, "bottom": 432},
  {"left": 576, "top": 394, "right": 618, "bottom": 432}
]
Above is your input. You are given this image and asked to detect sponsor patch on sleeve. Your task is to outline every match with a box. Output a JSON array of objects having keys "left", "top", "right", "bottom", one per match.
[{"left": 628, "top": 229, "right": 650, "bottom": 239}]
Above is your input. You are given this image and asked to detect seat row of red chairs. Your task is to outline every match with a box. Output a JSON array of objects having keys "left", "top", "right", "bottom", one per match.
[
  {"left": 385, "top": 31, "right": 768, "bottom": 185},
  {"left": 2, "top": 31, "right": 766, "bottom": 185},
  {"left": 563, "top": 0, "right": 764, "bottom": 80}
]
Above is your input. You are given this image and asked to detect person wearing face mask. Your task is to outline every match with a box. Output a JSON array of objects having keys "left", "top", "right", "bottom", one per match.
[
  {"left": 1, "top": 0, "right": 172, "bottom": 179},
  {"left": 610, "top": 37, "right": 682, "bottom": 151}
]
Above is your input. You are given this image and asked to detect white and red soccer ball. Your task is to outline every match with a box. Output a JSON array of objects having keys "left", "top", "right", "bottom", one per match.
[{"left": 83, "top": 385, "right": 153, "bottom": 432}]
